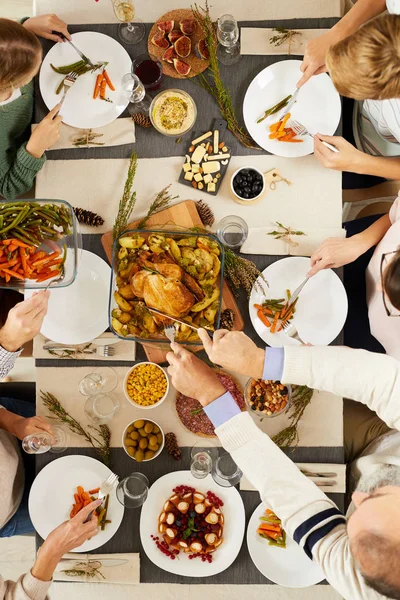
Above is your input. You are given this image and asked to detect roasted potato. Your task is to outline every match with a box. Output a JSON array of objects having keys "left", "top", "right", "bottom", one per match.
[
  {"left": 197, "top": 237, "right": 220, "bottom": 256},
  {"left": 118, "top": 247, "right": 128, "bottom": 260},
  {"left": 119, "top": 235, "right": 145, "bottom": 249},
  {"left": 177, "top": 236, "right": 197, "bottom": 247},
  {"left": 143, "top": 312, "right": 157, "bottom": 333},
  {"left": 111, "top": 317, "right": 128, "bottom": 336},
  {"left": 204, "top": 300, "right": 219, "bottom": 323},
  {"left": 111, "top": 308, "right": 131, "bottom": 324},
  {"left": 194, "top": 248, "right": 214, "bottom": 274},
  {"left": 114, "top": 291, "right": 133, "bottom": 312},
  {"left": 119, "top": 284, "right": 136, "bottom": 300},
  {"left": 191, "top": 287, "right": 220, "bottom": 312}
]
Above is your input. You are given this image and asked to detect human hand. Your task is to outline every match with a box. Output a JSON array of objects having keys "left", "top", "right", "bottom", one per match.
[
  {"left": 22, "top": 14, "right": 71, "bottom": 43},
  {"left": 314, "top": 135, "right": 364, "bottom": 172},
  {"left": 0, "top": 291, "right": 49, "bottom": 352},
  {"left": 308, "top": 237, "right": 365, "bottom": 276},
  {"left": 198, "top": 329, "right": 265, "bottom": 379},
  {"left": 11, "top": 415, "right": 54, "bottom": 441},
  {"left": 297, "top": 32, "right": 337, "bottom": 87},
  {"left": 26, "top": 105, "right": 62, "bottom": 158},
  {"left": 166, "top": 343, "right": 226, "bottom": 406}
]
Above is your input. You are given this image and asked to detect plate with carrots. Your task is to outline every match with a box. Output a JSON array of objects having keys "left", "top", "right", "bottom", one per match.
[
  {"left": 243, "top": 59, "right": 341, "bottom": 157},
  {"left": 247, "top": 502, "right": 324, "bottom": 586},
  {"left": 249, "top": 257, "right": 348, "bottom": 347},
  {"left": 39, "top": 31, "right": 132, "bottom": 128},
  {"left": 28, "top": 455, "right": 124, "bottom": 552}
]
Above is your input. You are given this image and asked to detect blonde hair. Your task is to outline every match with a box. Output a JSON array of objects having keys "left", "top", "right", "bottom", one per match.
[
  {"left": 326, "top": 14, "right": 400, "bottom": 101},
  {"left": 0, "top": 18, "right": 42, "bottom": 93}
]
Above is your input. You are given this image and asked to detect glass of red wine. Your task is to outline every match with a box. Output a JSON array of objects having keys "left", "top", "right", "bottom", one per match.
[{"left": 132, "top": 53, "right": 163, "bottom": 91}]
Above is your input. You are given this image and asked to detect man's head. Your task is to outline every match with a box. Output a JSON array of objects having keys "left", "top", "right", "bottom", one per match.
[
  {"left": 326, "top": 14, "right": 400, "bottom": 101},
  {"left": 348, "top": 465, "right": 400, "bottom": 598}
]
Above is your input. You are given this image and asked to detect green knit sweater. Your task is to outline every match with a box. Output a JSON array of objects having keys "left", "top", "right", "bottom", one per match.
[{"left": 0, "top": 80, "right": 46, "bottom": 201}]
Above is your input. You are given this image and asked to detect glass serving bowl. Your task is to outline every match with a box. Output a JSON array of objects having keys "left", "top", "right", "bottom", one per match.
[
  {"left": 0, "top": 199, "right": 81, "bottom": 290},
  {"left": 244, "top": 378, "right": 292, "bottom": 418},
  {"left": 109, "top": 226, "right": 224, "bottom": 347},
  {"left": 149, "top": 89, "right": 197, "bottom": 137}
]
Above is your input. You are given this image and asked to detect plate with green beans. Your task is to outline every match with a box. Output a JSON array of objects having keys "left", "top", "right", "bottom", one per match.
[{"left": 39, "top": 32, "right": 132, "bottom": 128}]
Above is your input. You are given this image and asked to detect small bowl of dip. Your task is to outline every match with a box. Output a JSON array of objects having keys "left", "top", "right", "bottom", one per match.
[{"left": 150, "top": 89, "right": 197, "bottom": 137}]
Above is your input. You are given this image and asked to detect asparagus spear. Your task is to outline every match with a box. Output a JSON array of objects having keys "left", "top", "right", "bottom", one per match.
[{"left": 257, "top": 94, "right": 292, "bottom": 124}]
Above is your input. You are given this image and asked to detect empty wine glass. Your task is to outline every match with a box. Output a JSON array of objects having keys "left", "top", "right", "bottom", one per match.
[
  {"left": 84, "top": 393, "right": 119, "bottom": 424},
  {"left": 212, "top": 453, "right": 242, "bottom": 487},
  {"left": 111, "top": 0, "right": 145, "bottom": 44},
  {"left": 121, "top": 73, "right": 152, "bottom": 115},
  {"left": 22, "top": 424, "right": 67, "bottom": 455},
  {"left": 190, "top": 440, "right": 219, "bottom": 479},
  {"left": 217, "top": 14, "right": 241, "bottom": 65},
  {"left": 78, "top": 367, "right": 118, "bottom": 396},
  {"left": 116, "top": 473, "right": 149, "bottom": 508}
]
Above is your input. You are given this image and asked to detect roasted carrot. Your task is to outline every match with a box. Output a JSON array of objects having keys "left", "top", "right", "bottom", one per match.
[
  {"left": 270, "top": 311, "right": 279, "bottom": 334},
  {"left": 100, "top": 77, "right": 107, "bottom": 99},
  {"left": 269, "top": 121, "right": 281, "bottom": 132},
  {"left": 2, "top": 239, "right": 30, "bottom": 248},
  {"left": 1, "top": 268, "right": 24, "bottom": 280},
  {"left": 278, "top": 112, "right": 291, "bottom": 131},
  {"left": 89, "top": 487, "right": 100, "bottom": 495},
  {"left": 93, "top": 73, "right": 103, "bottom": 99},
  {"left": 257, "top": 309, "right": 271, "bottom": 328},
  {"left": 103, "top": 69, "right": 115, "bottom": 91},
  {"left": 20, "top": 247, "right": 28, "bottom": 274},
  {"left": 77, "top": 486, "right": 84, "bottom": 496}
]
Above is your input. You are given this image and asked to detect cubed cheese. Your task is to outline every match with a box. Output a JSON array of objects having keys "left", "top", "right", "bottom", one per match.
[
  {"left": 202, "top": 161, "right": 221, "bottom": 174},
  {"left": 182, "top": 163, "right": 191, "bottom": 172},
  {"left": 194, "top": 173, "right": 203, "bottom": 182},
  {"left": 192, "top": 145, "right": 207, "bottom": 164},
  {"left": 207, "top": 182, "right": 216, "bottom": 193},
  {"left": 184, "top": 171, "right": 194, "bottom": 181},
  {"left": 203, "top": 174, "right": 213, "bottom": 184},
  {"left": 191, "top": 164, "right": 200, "bottom": 173}
]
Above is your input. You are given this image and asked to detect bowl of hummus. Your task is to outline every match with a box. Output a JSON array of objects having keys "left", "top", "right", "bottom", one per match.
[{"left": 150, "top": 89, "right": 197, "bottom": 137}]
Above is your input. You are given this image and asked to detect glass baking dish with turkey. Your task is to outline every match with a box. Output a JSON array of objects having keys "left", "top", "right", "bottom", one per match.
[{"left": 109, "top": 227, "right": 225, "bottom": 345}]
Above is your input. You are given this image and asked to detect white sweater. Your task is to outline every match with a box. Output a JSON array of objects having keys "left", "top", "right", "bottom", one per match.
[{"left": 217, "top": 346, "right": 400, "bottom": 600}]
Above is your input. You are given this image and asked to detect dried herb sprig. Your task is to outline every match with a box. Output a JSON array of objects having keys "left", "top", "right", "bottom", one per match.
[
  {"left": 267, "top": 221, "right": 306, "bottom": 253},
  {"left": 272, "top": 385, "right": 313, "bottom": 449},
  {"left": 270, "top": 27, "right": 302, "bottom": 55},
  {"left": 137, "top": 184, "right": 179, "bottom": 229},
  {"left": 46, "top": 342, "right": 97, "bottom": 359},
  {"left": 225, "top": 247, "right": 268, "bottom": 297},
  {"left": 113, "top": 151, "right": 138, "bottom": 241},
  {"left": 62, "top": 560, "right": 106, "bottom": 580},
  {"left": 40, "top": 391, "right": 111, "bottom": 465},
  {"left": 72, "top": 129, "right": 105, "bottom": 147},
  {"left": 192, "top": 2, "right": 259, "bottom": 150}
]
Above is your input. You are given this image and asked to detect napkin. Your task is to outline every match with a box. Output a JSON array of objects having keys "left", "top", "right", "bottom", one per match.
[
  {"left": 240, "top": 226, "right": 346, "bottom": 257},
  {"left": 31, "top": 117, "right": 135, "bottom": 150},
  {"left": 240, "top": 28, "right": 330, "bottom": 56},
  {"left": 241, "top": 463, "right": 346, "bottom": 493},
  {"left": 54, "top": 552, "right": 140, "bottom": 584},
  {"left": 34, "top": 332, "right": 136, "bottom": 361}
]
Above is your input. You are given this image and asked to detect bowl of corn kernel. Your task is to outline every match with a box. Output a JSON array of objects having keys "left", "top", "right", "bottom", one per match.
[{"left": 123, "top": 362, "right": 169, "bottom": 409}]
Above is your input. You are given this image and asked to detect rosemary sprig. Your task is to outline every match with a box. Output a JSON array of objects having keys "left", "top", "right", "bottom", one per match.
[
  {"left": 40, "top": 391, "right": 111, "bottom": 465},
  {"left": 46, "top": 343, "right": 97, "bottom": 359},
  {"left": 190, "top": 406, "right": 204, "bottom": 417},
  {"left": 137, "top": 184, "right": 179, "bottom": 229},
  {"left": 62, "top": 560, "right": 106, "bottom": 580},
  {"left": 267, "top": 221, "right": 306, "bottom": 253},
  {"left": 72, "top": 129, "right": 105, "bottom": 147},
  {"left": 113, "top": 151, "right": 138, "bottom": 241},
  {"left": 272, "top": 385, "right": 313, "bottom": 448},
  {"left": 270, "top": 27, "right": 302, "bottom": 55},
  {"left": 192, "top": 2, "right": 259, "bottom": 150}
]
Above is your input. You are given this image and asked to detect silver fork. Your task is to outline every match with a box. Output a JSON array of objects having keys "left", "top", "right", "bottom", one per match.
[
  {"left": 58, "top": 71, "right": 79, "bottom": 109},
  {"left": 83, "top": 473, "right": 119, "bottom": 523},
  {"left": 281, "top": 320, "right": 304, "bottom": 343},
  {"left": 42, "top": 343, "right": 116, "bottom": 357},
  {"left": 288, "top": 119, "right": 339, "bottom": 153},
  {"left": 164, "top": 323, "right": 176, "bottom": 344}
]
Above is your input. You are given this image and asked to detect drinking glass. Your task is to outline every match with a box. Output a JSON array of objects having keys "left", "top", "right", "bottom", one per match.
[
  {"left": 84, "top": 393, "right": 119, "bottom": 424},
  {"left": 190, "top": 440, "right": 219, "bottom": 479},
  {"left": 216, "top": 215, "right": 248, "bottom": 249},
  {"left": 111, "top": 0, "right": 145, "bottom": 44},
  {"left": 78, "top": 367, "right": 118, "bottom": 396},
  {"left": 132, "top": 53, "right": 163, "bottom": 91},
  {"left": 116, "top": 473, "right": 149, "bottom": 508},
  {"left": 22, "top": 424, "right": 67, "bottom": 455},
  {"left": 216, "top": 14, "right": 241, "bottom": 65},
  {"left": 121, "top": 73, "right": 152, "bottom": 115},
  {"left": 211, "top": 453, "right": 242, "bottom": 487}
]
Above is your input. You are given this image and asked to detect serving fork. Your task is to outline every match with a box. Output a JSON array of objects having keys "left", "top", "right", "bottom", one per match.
[
  {"left": 83, "top": 473, "right": 119, "bottom": 523},
  {"left": 164, "top": 323, "right": 176, "bottom": 344},
  {"left": 288, "top": 118, "right": 339, "bottom": 153}
]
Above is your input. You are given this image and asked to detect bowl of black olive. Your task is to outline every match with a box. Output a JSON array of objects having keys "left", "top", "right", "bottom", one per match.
[{"left": 231, "top": 167, "right": 265, "bottom": 203}]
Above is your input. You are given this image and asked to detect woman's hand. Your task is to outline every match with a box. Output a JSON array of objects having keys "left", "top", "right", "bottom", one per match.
[
  {"left": 26, "top": 105, "right": 62, "bottom": 158},
  {"left": 297, "top": 31, "right": 338, "bottom": 87},
  {"left": 0, "top": 291, "right": 50, "bottom": 352},
  {"left": 314, "top": 135, "right": 365, "bottom": 172},
  {"left": 308, "top": 237, "right": 366, "bottom": 276},
  {"left": 10, "top": 415, "right": 54, "bottom": 441},
  {"left": 23, "top": 14, "right": 71, "bottom": 43}
]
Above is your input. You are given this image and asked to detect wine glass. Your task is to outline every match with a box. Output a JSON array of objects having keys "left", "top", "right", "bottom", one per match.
[
  {"left": 216, "top": 14, "right": 241, "bottom": 65},
  {"left": 84, "top": 393, "right": 119, "bottom": 424},
  {"left": 111, "top": 0, "right": 145, "bottom": 45},
  {"left": 211, "top": 453, "right": 242, "bottom": 487},
  {"left": 121, "top": 73, "right": 152, "bottom": 115},
  {"left": 190, "top": 440, "right": 219, "bottom": 479},
  {"left": 22, "top": 424, "right": 67, "bottom": 455},
  {"left": 132, "top": 53, "right": 163, "bottom": 91},
  {"left": 78, "top": 367, "right": 118, "bottom": 396},
  {"left": 116, "top": 473, "right": 149, "bottom": 508}
]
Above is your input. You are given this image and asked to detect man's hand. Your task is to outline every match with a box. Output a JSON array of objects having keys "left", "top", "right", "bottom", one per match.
[
  {"left": 314, "top": 135, "right": 364, "bottom": 172},
  {"left": 22, "top": 14, "right": 71, "bottom": 43},
  {"left": 0, "top": 291, "right": 49, "bottom": 352},
  {"left": 198, "top": 329, "right": 265, "bottom": 379},
  {"left": 308, "top": 237, "right": 366, "bottom": 276},
  {"left": 166, "top": 343, "right": 226, "bottom": 406},
  {"left": 26, "top": 105, "right": 62, "bottom": 159},
  {"left": 297, "top": 31, "right": 337, "bottom": 87}
]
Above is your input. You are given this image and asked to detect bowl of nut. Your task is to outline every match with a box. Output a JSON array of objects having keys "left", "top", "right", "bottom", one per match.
[
  {"left": 122, "top": 418, "right": 165, "bottom": 462},
  {"left": 123, "top": 362, "right": 169, "bottom": 409},
  {"left": 244, "top": 378, "right": 291, "bottom": 418}
]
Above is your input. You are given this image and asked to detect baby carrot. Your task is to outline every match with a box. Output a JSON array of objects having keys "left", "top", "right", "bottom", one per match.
[
  {"left": 278, "top": 112, "right": 291, "bottom": 131},
  {"left": 103, "top": 69, "right": 115, "bottom": 91},
  {"left": 93, "top": 73, "right": 103, "bottom": 99},
  {"left": 100, "top": 77, "right": 107, "bottom": 99},
  {"left": 257, "top": 309, "right": 271, "bottom": 328},
  {"left": 270, "top": 312, "right": 279, "bottom": 334}
]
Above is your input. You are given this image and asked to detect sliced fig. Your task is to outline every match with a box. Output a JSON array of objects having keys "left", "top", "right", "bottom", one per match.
[
  {"left": 157, "top": 20, "right": 174, "bottom": 33},
  {"left": 151, "top": 30, "right": 170, "bottom": 49},
  {"left": 180, "top": 19, "right": 197, "bottom": 35},
  {"left": 168, "top": 29, "right": 183, "bottom": 44},
  {"left": 173, "top": 58, "right": 191, "bottom": 76},
  {"left": 162, "top": 46, "right": 177, "bottom": 63},
  {"left": 174, "top": 35, "right": 191, "bottom": 58},
  {"left": 195, "top": 39, "right": 210, "bottom": 60}
]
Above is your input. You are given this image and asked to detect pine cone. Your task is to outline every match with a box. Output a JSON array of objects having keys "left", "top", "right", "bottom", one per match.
[
  {"left": 165, "top": 432, "right": 181, "bottom": 461},
  {"left": 196, "top": 200, "right": 215, "bottom": 227},
  {"left": 132, "top": 112, "right": 152, "bottom": 128},
  {"left": 74, "top": 207, "right": 104, "bottom": 227},
  {"left": 220, "top": 308, "right": 235, "bottom": 331}
]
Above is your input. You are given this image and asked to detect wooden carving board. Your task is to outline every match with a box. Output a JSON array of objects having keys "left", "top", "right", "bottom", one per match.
[{"left": 101, "top": 200, "right": 244, "bottom": 364}]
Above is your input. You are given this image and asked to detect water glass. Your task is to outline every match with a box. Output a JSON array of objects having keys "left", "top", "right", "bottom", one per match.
[
  {"left": 22, "top": 424, "right": 67, "bottom": 455},
  {"left": 216, "top": 215, "right": 248, "bottom": 249},
  {"left": 116, "top": 473, "right": 149, "bottom": 508},
  {"left": 84, "top": 393, "right": 119, "bottom": 424},
  {"left": 212, "top": 453, "right": 243, "bottom": 487},
  {"left": 121, "top": 73, "right": 152, "bottom": 115},
  {"left": 78, "top": 367, "right": 118, "bottom": 396},
  {"left": 190, "top": 440, "right": 219, "bottom": 479},
  {"left": 217, "top": 14, "right": 241, "bottom": 65},
  {"left": 111, "top": 0, "right": 145, "bottom": 44}
]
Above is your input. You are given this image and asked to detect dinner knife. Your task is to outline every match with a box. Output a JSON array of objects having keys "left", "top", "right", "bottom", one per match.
[
  {"left": 58, "top": 558, "right": 129, "bottom": 568},
  {"left": 284, "top": 276, "right": 310, "bottom": 313},
  {"left": 147, "top": 307, "right": 214, "bottom": 338},
  {"left": 278, "top": 87, "right": 300, "bottom": 120},
  {"left": 52, "top": 31, "right": 94, "bottom": 67}
]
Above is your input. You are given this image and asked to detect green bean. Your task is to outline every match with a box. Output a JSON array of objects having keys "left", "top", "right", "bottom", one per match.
[
  {"left": 56, "top": 78, "right": 66, "bottom": 95},
  {"left": 50, "top": 60, "right": 86, "bottom": 74},
  {"left": 0, "top": 206, "right": 29, "bottom": 234}
]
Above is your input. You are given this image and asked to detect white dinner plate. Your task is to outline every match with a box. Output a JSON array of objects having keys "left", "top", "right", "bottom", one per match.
[
  {"left": 247, "top": 502, "right": 325, "bottom": 587},
  {"left": 39, "top": 32, "right": 132, "bottom": 128},
  {"left": 28, "top": 455, "right": 124, "bottom": 552},
  {"left": 243, "top": 60, "right": 341, "bottom": 157},
  {"left": 25, "top": 249, "right": 111, "bottom": 344},
  {"left": 249, "top": 257, "right": 348, "bottom": 347},
  {"left": 140, "top": 471, "right": 245, "bottom": 577}
]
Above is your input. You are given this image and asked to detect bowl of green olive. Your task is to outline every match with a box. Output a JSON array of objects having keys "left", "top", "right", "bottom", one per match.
[{"left": 122, "top": 418, "right": 164, "bottom": 462}]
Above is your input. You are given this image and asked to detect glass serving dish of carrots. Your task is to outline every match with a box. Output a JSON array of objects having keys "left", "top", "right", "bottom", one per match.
[
  {"left": 254, "top": 289, "right": 297, "bottom": 334},
  {"left": 269, "top": 113, "right": 303, "bottom": 143},
  {"left": 257, "top": 508, "right": 286, "bottom": 548}
]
